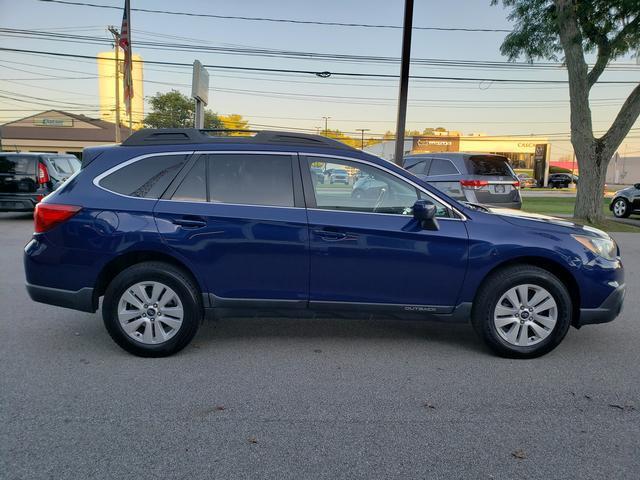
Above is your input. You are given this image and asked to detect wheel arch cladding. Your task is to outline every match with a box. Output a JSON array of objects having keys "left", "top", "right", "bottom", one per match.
[
  {"left": 94, "top": 251, "right": 203, "bottom": 301},
  {"left": 474, "top": 256, "right": 580, "bottom": 326}
]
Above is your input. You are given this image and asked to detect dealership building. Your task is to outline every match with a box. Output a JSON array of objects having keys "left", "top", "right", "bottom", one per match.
[
  {"left": 0, "top": 110, "right": 131, "bottom": 158},
  {"left": 364, "top": 133, "right": 551, "bottom": 170}
]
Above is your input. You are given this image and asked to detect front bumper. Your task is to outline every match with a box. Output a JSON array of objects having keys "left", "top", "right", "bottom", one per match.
[
  {"left": 577, "top": 284, "right": 625, "bottom": 326},
  {"left": 26, "top": 283, "right": 97, "bottom": 313}
]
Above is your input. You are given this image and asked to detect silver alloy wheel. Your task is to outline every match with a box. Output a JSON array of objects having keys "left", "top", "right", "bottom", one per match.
[
  {"left": 493, "top": 284, "right": 558, "bottom": 347},
  {"left": 117, "top": 281, "right": 184, "bottom": 345},
  {"left": 613, "top": 199, "right": 627, "bottom": 217}
]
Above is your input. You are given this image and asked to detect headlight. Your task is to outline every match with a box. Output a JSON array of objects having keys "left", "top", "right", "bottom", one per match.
[{"left": 572, "top": 234, "right": 618, "bottom": 260}]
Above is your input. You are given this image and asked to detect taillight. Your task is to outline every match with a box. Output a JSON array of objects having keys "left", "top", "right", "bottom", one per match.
[
  {"left": 34, "top": 203, "right": 81, "bottom": 233},
  {"left": 512, "top": 181, "right": 520, "bottom": 188},
  {"left": 460, "top": 179, "right": 489, "bottom": 190},
  {"left": 37, "top": 162, "right": 50, "bottom": 184}
]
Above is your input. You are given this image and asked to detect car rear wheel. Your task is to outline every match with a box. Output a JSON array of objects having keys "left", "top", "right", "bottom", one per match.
[
  {"left": 471, "top": 265, "right": 572, "bottom": 358},
  {"left": 102, "top": 261, "right": 202, "bottom": 357},
  {"left": 612, "top": 198, "right": 630, "bottom": 218}
]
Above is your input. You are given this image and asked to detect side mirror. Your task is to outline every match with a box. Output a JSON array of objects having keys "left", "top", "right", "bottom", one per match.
[
  {"left": 412, "top": 200, "right": 439, "bottom": 230},
  {"left": 634, "top": 183, "right": 640, "bottom": 189}
]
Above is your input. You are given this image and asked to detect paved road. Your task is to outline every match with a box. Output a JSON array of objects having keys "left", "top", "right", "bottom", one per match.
[{"left": 1, "top": 213, "right": 639, "bottom": 480}]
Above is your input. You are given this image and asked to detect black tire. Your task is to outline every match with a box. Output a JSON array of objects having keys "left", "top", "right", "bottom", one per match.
[
  {"left": 471, "top": 265, "right": 572, "bottom": 359},
  {"left": 102, "top": 261, "right": 202, "bottom": 357},
  {"left": 611, "top": 198, "right": 631, "bottom": 218}
]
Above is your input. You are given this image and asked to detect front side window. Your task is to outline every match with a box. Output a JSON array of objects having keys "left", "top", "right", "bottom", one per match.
[
  {"left": 206, "top": 154, "right": 294, "bottom": 207},
  {"left": 99, "top": 154, "right": 188, "bottom": 198},
  {"left": 306, "top": 157, "right": 450, "bottom": 217}
]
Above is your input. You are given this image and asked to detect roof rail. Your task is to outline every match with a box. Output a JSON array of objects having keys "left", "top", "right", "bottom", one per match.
[{"left": 121, "top": 128, "right": 356, "bottom": 151}]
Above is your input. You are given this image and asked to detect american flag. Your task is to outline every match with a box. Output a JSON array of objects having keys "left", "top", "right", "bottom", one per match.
[{"left": 119, "top": 0, "right": 133, "bottom": 117}]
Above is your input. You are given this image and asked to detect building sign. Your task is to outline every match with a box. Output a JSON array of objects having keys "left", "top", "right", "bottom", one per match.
[
  {"left": 533, "top": 143, "right": 548, "bottom": 182},
  {"left": 412, "top": 136, "right": 460, "bottom": 153},
  {"left": 33, "top": 118, "right": 74, "bottom": 128}
]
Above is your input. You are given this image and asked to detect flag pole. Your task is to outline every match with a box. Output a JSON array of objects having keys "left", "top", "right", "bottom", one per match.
[{"left": 108, "top": 26, "right": 121, "bottom": 144}]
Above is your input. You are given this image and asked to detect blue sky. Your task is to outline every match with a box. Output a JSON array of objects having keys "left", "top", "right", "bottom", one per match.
[{"left": 1, "top": 0, "right": 639, "bottom": 159}]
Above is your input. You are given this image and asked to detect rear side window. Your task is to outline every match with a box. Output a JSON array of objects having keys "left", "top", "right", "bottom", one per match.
[
  {"left": 0, "top": 155, "right": 36, "bottom": 175},
  {"left": 467, "top": 155, "right": 512, "bottom": 176},
  {"left": 428, "top": 158, "right": 459, "bottom": 176},
  {"left": 99, "top": 155, "right": 188, "bottom": 198},
  {"left": 206, "top": 154, "right": 294, "bottom": 207}
]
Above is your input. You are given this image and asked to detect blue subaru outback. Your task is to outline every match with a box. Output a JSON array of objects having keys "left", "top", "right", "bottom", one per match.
[{"left": 24, "top": 129, "right": 625, "bottom": 358}]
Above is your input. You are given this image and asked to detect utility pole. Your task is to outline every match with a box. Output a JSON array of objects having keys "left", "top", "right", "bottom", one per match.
[
  {"left": 108, "top": 26, "right": 121, "bottom": 144},
  {"left": 356, "top": 128, "right": 370, "bottom": 149},
  {"left": 322, "top": 116, "right": 331, "bottom": 136},
  {"left": 393, "top": 0, "right": 414, "bottom": 166}
]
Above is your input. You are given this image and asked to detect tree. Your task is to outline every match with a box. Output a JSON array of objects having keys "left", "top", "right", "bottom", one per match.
[
  {"left": 492, "top": 1, "right": 640, "bottom": 222},
  {"left": 219, "top": 114, "right": 249, "bottom": 133},
  {"left": 143, "top": 90, "right": 223, "bottom": 129}
]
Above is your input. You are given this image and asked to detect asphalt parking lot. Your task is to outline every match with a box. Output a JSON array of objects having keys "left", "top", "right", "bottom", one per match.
[{"left": 1, "top": 212, "right": 639, "bottom": 480}]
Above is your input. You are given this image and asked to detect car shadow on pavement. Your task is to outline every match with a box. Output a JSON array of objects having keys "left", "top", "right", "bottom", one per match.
[
  {"left": 0, "top": 212, "right": 33, "bottom": 221},
  {"left": 194, "top": 316, "right": 486, "bottom": 355}
]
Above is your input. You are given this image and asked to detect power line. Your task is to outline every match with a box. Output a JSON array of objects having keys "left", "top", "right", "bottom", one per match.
[
  {"left": 3, "top": 28, "right": 639, "bottom": 72},
  {"left": 1, "top": 47, "right": 638, "bottom": 84},
  {"left": 37, "top": 0, "right": 513, "bottom": 33}
]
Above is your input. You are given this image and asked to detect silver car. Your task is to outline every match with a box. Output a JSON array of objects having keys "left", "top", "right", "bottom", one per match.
[
  {"left": 403, "top": 152, "right": 522, "bottom": 209},
  {"left": 610, "top": 183, "right": 640, "bottom": 218}
]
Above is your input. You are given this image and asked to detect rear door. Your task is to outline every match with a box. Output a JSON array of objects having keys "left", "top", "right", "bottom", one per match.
[
  {"left": 0, "top": 154, "right": 37, "bottom": 195},
  {"left": 154, "top": 151, "right": 309, "bottom": 306}
]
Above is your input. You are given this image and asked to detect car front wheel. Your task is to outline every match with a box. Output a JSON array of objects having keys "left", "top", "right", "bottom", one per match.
[
  {"left": 471, "top": 265, "right": 572, "bottom": 358},
  {"left": 612, "top": 198, "right": 630, "bottom": 218},
  {"left": 102, "top": 261, "right": 202, "bottom": 357}
]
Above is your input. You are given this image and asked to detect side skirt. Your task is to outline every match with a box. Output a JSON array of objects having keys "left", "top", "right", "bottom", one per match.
[{"left": 202, "top": 293, "right": 472, "bottom": 323}]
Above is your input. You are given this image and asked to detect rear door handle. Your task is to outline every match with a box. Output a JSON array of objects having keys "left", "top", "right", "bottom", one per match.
[{"left": 171, "top": 216, "right": 207, "bottom": 228}]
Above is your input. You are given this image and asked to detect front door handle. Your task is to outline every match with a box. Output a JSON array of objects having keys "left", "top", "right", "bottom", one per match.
[
  {"left": 313, "top": 229, "right": 349, "bottom": 242},
  {"left": 171, "top": 216, "right": 207, "bottom": 228}
]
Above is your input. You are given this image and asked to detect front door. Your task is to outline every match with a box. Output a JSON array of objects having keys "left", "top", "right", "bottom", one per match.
[
  {"left": 154, "top": 152, "right": 309, "bottom": 306},
  {"left": 301, "top": 155, "right": 468, "bottom": 312}
]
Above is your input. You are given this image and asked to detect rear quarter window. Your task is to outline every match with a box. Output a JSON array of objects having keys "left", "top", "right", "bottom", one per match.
[
  {"left": 428, "top": 158, "right": 459, "bottom": 176},
  {"left": 467, "top": 155, "right": 513, "bottom": 176},
  {"left": 99, "top": 154, "right": 188, "bottom": 198}
]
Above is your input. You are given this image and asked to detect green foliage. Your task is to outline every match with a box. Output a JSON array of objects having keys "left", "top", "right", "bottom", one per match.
[
  {"left": 143, "top": 90, "right": 223, "bottom": 129},
  {"left": 492, "top": 0, "right": 640, "bottom": 62},
  {"left": 549, "top": 165, "right": 572, "bottom": 173}
]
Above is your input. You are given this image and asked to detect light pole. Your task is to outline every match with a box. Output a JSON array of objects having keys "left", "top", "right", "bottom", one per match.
[
  {"left": 356, "top": 128, "right": 370, "bottom": 149},
  {"left": 393, "top": 0, "right": 414, "bottom": 165},
  {"left": 322, "top": 116, "right": 331, "bottom": 136},
  {"left": 107, "top": 26, "right": 121, "bottom": 144}
]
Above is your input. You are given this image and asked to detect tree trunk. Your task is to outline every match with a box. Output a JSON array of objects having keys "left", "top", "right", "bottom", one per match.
[{"left": 573, "top": 141, "right": 608, "bottom": 223}]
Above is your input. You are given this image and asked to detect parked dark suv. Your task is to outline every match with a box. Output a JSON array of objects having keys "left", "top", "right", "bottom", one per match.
[
  {"left": 403, "top": 152, "right": 522, "bottom": 209},
  {"left": 24, "top": 129, "right": 624, "bottom": 358},
  {"left": 0, "top": 152, "right": 80, "bottom": 211}
]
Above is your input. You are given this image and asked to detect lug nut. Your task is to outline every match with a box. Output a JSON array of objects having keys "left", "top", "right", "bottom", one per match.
[
  {"left": 142, "top": 313, "right": 146, "bottom": 317},
  {"left": 153, "top": 303, "right": 157, "bottom": 307}
]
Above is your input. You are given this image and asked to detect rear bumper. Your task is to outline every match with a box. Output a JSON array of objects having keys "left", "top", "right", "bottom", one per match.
[
  {"left": 577, "top": 284, "right": 625, "bottom": 326},
  {"left": 25, "top": 283, "right": 97, "bottom": 313},
  {"left": 0, "top": 195, "right": 38, "bottom": 212}
]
